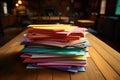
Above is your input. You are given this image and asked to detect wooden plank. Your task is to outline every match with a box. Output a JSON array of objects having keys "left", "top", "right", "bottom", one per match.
[
  {"left": 70, "top": 58, "right": 105, "bottom": 80},
  {"left": 89, "top": 47, "right": 120, "bottom": 80},
  {"left": 0, "top": 47, "right": 36, "bottom": 80},
  {"left": 87, "top": 33, "right": 120, "bottom": 60},
  {"left": 6, "top": 63, "right": 38, "bottom": 80},
  {"left": 86, "top": 33, "right": 120, "bottom": 75},
  {"left": 0, "top": 29, "right": 26, "bottom": 52},
  {"left": 0, "top": 29, "right": 38, "bottom": 80},
  {"left": 37, "top": 69, "right": 53, "bottom": 80},
  {"left": 53, "top": 69, "right": 70, "bottom": 80}
]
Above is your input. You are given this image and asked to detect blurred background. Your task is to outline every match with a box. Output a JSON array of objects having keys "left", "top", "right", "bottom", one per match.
[{"left": 0, "top": 0, "right": 120, "bottom": 52}]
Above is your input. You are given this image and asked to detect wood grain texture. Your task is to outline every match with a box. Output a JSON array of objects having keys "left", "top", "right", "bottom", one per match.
[
  {"left": 87, "top": 33, "right": 120, "bottom": 75},
  {"left": 0, "top": 29, "right": 120, "bottom": 80}
]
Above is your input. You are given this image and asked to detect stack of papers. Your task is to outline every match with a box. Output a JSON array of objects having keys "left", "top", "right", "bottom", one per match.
[{"left": 20, "top": 24, "right": 91, "bottom": 72}]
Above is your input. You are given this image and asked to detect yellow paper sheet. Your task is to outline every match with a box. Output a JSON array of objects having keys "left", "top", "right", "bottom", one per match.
[{"left": 28, "top": 24, "right": 78, "bottom": 31}]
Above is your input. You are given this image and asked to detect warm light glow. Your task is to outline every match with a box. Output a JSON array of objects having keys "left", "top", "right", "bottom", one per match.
[
  {"left": 18, "top": 0, "right": 22, "bottom": 4},
  {"left": 15, "top": 3, "right": 19, "bottom": 7},
  {"left": 100, "top": 0, "right": 106, "bottom": 14},
  {"left": 3, "top": 2, "right": 8, "bottom": 15}
]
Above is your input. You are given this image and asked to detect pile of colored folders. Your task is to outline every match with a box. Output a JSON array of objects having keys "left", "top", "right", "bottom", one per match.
[{"left": 20, "top": 24, "right": 91, "bottom": 72}]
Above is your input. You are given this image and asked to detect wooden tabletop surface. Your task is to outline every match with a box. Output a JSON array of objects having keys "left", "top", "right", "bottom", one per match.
[
  {"left": 77, "top": 20, "right": 95, "bottom": 27},
  {"left": 77, "top": 20, "right": 94, "bottom": 23},
  {"left": 0, "top": 29, "right": 120, "bottom": 80}
]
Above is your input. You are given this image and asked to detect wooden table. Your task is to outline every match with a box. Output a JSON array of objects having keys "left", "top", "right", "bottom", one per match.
[
  {"left": 77, "top": 20, "right": 95, "bottom": 27},
  {"left": 0, "top": 29, "right": 120, "bottom": 80}
]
